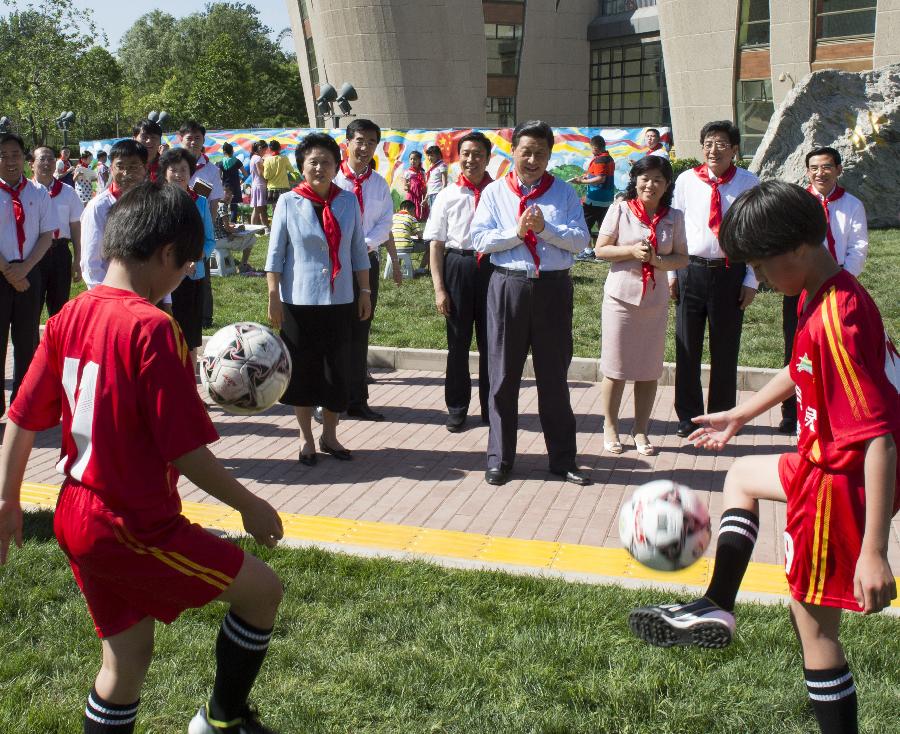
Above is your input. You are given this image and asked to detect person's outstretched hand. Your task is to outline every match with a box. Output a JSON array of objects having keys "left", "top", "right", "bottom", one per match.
[
  {"left": 241, "top": 496, "right": 283, "bottom": 549},
  {"left": 689, "top": 409, "right": 746, "bottom": 451}
]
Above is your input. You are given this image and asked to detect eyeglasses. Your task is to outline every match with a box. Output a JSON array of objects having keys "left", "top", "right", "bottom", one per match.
[{"left": 702, "top": 141, "right": 733, "bottom": 152}]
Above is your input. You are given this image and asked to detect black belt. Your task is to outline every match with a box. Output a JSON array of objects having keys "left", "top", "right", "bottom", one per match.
[
  {"left": 446, "top": 249, "right": 476, "bottom": 257},
  {"left": 494, "top": 266, "right": 570, "bottom": 280},
  {"left": 689, "top": 255, "right": 727, "bottom": 267}
]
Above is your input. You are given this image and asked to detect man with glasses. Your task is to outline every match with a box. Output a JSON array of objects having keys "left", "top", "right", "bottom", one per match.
[{"left": 669, "top": 121, "right": 758, "bottom": 438}]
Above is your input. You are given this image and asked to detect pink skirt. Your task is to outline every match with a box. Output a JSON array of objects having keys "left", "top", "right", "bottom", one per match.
[
  {"left": 600, "top": 288, "right": 668, "bottom": 382},
  {"left": 250, "top": 183, "right": 268, "bottom": 207}
]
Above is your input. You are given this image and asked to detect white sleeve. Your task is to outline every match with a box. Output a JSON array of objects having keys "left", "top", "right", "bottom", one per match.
[
  {"left": 842, "top": 199, "right": 868, "bottom": 277},
  {"left": 422, "top": 189, "right": 449, "bottom": 243},
  {"left": 80, "top": 201, "right": 106, "bottom": 288},
  {"left": 365, "top": 180, "right": 394, "bottom": 249}
]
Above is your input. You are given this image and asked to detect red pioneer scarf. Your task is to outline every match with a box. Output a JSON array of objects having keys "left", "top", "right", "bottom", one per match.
[
  {"left": 458, "top": 173, "right": 493, "bottom": 264},
  {"left": 693, "top": 163, "right": 737, "bottom": 238},
  {"left": 195, "top": 154, "right": 208, "bottom": 172},
  {"left": 341, "top": 161, "right": 373, "bottom": 215},
  {"left": 293, "top": 181, "right": 343, "bottom": 290},
  {"left": 188, "top": 188, "right": 199, "bottom": 201},
  {"left": 807, "top": 185, "right": 845, "bottom": 260},
  {"left": 426, "top": 161, "right": 443, "bottom": 186},
  {"left": 0, "top": 177, "right": 28, "bottom": 257},
  {"left": 406, "top": 166, "right": 426, "bottom": 220},
  {"left": 42, "top": 178, "right": 63, "bottom": 238},
  {"left": 147, "top": 159, "right": 159, "bottom": 182},
  {"left": 505, "top": 172, "right": 554, "bottom": 273},
  {"left": 627, "top": 198, "right": 669, "bottom": 298},
  {"left": 108, "top": 182, "right": 123, "bottom": 200}
]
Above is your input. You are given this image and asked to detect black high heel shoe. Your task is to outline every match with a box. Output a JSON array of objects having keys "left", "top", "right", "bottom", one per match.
[
  {"left": 299, "top": 450, "right": 317, "bottom": 466},
  {"left": 318, "top": 437, "right": 352, "bottom": 461}
]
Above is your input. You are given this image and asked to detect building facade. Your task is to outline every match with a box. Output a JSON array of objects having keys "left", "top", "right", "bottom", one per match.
[{"left": 286, "top": 0, "right": 900, "bottom": 155}]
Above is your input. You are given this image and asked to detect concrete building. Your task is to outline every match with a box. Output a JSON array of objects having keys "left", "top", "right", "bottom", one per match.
[{"left": 286, "top": 0, "right": 900, "bottom": 156}]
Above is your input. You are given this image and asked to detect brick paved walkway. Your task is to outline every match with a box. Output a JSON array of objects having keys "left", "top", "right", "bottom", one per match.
[{"left": 19, "top": 367, "right": 900, "bottom": 572}]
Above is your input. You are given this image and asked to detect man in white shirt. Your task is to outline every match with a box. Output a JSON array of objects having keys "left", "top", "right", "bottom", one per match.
[
  {"left": 472, "top": 120, "right": 591, "bottom": 486},
  {"left": 333, "top": 119, "right": 402, "bottom": 421},
  {"left": 669, "top": 120, "right": 759, "bottom": 437},
  {"left": 0, "top": 133, "right": 57, "bottom": 415},
  {"left": 645, "top": 128, "right": 669, "bottom": 158},
  {"left": 777, "top": 146, "right": 868, "bottom": 433},
  {"left": 425, "top": 131, "right": 494, "bottom": 433},
  {"left": 31, "top": 145, "right": 83, "bottom": 316}
]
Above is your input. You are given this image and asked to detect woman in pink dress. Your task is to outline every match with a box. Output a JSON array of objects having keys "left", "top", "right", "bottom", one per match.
[
  {"left": 402, "top": 150, "right": 427, "bottom": 220},
  {"left": 250, "top": 139, "right": 270, "bottom": 232},
  {"left": 594, "top": 155, "right": 688, "bottom": 456}
]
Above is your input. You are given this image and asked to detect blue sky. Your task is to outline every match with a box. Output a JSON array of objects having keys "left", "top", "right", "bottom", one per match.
[{"left": 70, "top": 0, "right": 295, "bottom": 51}]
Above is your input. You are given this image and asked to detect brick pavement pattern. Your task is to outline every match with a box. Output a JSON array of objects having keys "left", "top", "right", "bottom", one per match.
[{"left": 18, "top": 367, "right": 900, "bottom": 572}]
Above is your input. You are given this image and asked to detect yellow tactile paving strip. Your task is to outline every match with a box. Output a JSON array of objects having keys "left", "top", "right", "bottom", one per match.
[{"left": 21, "top": 483, "right": 899, "bottom": 607}]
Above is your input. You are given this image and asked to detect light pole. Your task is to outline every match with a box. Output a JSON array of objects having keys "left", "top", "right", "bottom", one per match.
[
  {"left": 315, "top": 83, "right": 358, "bottom": 129},
  {"left": 56, "top": 111, "right": 75, "bottom": 148}
]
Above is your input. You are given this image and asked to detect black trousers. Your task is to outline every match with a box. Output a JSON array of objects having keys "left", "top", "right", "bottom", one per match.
[
  {"left": 37, "top": 238, "right": 72, "bottom": 317},
  {"left": 674, "top": 261, "right": 746, "bottom": 422},
  {"left": 781, "top": 293, "right": 801, "bottom": 424},
  {"left": 443, "top": 250, "right": 492, "bottom": 420},
  {"left": 583, "top": 204, "right": 608, "bottom": 233},
  {"left": 486, "top": 269, "right": 577, "bottom": 473},
  {"left": 348, "top": 250, "right": 380, "bottom": 409},
  {"left": 1, "top": 264, "right": 42, "bottom": 415}
]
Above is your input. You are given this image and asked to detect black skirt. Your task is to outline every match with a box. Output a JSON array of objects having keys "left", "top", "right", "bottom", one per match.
[
  {"left": 171, "top": 277, "right": 203, "bottom": 349},
  {"left": 279, "top": 302, "right": 354, "bottom": 411}
]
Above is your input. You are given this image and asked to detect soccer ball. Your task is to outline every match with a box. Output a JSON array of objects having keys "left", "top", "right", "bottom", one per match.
[
  {"left": 618, "top": 480, "right": 711, "bottom": 571},
  {"left": 200, "top": 322, "right": 291, "bottom": 415}
]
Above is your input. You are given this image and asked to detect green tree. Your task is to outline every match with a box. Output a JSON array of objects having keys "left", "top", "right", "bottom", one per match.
[{"left": 184, "top": 33, "right": 253, "bottom": 129}]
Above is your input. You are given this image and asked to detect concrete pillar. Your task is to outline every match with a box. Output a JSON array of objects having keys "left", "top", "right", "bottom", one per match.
[
  {"left": 874, "top": 0, "right": 900, "bottom": 68},
  {"left": 769, "top": 0, "right": 812, "bottom": 106}
]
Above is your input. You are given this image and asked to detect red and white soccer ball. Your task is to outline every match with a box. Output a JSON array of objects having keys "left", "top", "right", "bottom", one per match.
[
  {"left": 200, "top": 322, "right": 291, "bottom": 415},
  {"left": 618, "top": 480, "right": 712, "bottom": 572}
]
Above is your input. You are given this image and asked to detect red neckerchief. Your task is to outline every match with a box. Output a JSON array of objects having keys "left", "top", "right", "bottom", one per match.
[
  {"left": 406, "top": 166, "right": 427, "bottom": 220},
  {"left": 195, "top": 154, "right": 208, "bottom": 172},
  {"left": 693, "top": 163, "right": 737, "bottom": 238},
  {"left": 504, "top": 172, "right": 554, "bottom": 273},
  {"left": 340, "top": 160, "right": 373, "bottom": 215},
  {"left": 807, "top": 185, "right": 845, "bottom": 260},
  {"left": 188, "top": 188, "right": 199, "bottom": 201},
  {"left": 426, "top": 161, "right": 443, "bottom": 185},
  {"left": 627, "top": 198, "right": 669, "bottom": 298},
  {"left": 36, "top": 178, "right": 64, "bottom": 238},
  {"left": 293, "top": 182, "right": 343, "bottom": 291},
  {"left": 147, "top": 159, "right": 159, "bottom": 182},
  {"left": 108, "top": 182, "right": 123, "bottom": 200},
  {"left": 0, "top": 177, "right": 28, "bottom": 257},
  {"left": 648, "top": 144, "right": 663, "bottom": 153},
  {"left": 457, "top": 173, "right": 493, "bottom": 265}
]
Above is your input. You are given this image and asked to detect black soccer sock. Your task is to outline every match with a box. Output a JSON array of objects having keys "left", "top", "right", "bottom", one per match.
[
  {"left": 703, "top": 508, "right": 759, "bottom": 612},
  {"left": 805, "top": 664, "right": 858, "bottom": 734},
  {"left": 83, "top": 687, "right": 139, "bottom": 733},
  {"left": 208, "top": 611, "right": 273, "bottom": 725}
]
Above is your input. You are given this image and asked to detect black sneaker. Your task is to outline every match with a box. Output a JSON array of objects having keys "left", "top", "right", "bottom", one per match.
[
  {"left": 445, "top": 413, "right": 466, "bottom": 433},
  {"left": 628, "top": 598, "right": 735, "bottom": 649}
]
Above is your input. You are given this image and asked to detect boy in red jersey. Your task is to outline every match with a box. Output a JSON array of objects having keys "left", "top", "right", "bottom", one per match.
[
  {"left": 628, "top": 181, "right": 898, "bottom": 734},
  {"left": 0, "top": 182, "right": 284, "bottom": 734}
]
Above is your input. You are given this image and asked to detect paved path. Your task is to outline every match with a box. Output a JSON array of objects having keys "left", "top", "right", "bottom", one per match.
[{"left": 20, "top": 367, "right": 900, "bottom": 585}]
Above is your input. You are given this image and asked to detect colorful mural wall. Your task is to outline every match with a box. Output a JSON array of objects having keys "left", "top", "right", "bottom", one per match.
[{"left": 81, "top": 126, "right": 672, "bottom": 194}]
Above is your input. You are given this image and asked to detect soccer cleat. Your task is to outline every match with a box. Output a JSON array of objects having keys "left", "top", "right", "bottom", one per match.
[
  {"left": 188, "top": 703, "right": 279, "bottom": 734},
  {"left": 628, "top": 598, "right": 735, "bottom": 649}
]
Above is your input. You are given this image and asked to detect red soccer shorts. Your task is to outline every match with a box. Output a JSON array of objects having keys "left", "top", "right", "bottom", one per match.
[{"left": 53, "top": 482, "right": 245, "bottom": 638}]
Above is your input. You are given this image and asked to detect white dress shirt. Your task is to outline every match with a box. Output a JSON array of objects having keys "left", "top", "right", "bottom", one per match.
[
  {"left": 0, "top": 178, "right": 57, "bottom": 261},
  {"left": 80, "top": 188, "right": 117, "bottom": 288},
  {"left": 648, "top": 147, "right": 669, "bottom": 158},
  {"left": 334, "top": 167, "right": 393, "bottom": 252},
  {"left": 423, "top": 182, "right": 480, "bottom": 250},
  {"left": 670, "top": 165, "right": 759, "bottom": 288},
  {"left": 471, "top": 176, "right": 590, "bottom": 272},
  {"left": 35, "top": 180, "right": 83, "bottom": 239},
  {"left": 191, "top": 154, "right": 224, "bottom": 202},
  {"left": 811, "top": 187, "right": 868, "bottom": 277}
]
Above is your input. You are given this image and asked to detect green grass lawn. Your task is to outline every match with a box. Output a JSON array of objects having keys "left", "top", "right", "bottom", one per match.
[
  {"left": 1, "top": 512, "right": 898, "bottom": 733},
  {"left": 56, "top": 229, "right": 899, "bottom": 370}
]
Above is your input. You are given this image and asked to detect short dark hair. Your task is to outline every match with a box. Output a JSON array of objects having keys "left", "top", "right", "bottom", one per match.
[
  {"left": 79, "top": 150, "right": 92, "bottom": 160},
  {"left": 805, "top": 146, "right": 842, "bottom": 168},
  {"left": 425, "top": 145, "right": 442, "bottom": 158},
  {"left": 34, "top": 144, "right": 57, "bottom": 158},
  {"left": 512, "top": 120, "right": 554, "bottom": 150},
  {"left": 133, "top": 119, "right": 162, "bottom": 138},
  {"left": 646, "top": 128, "right": 661, "bottom": 137},
  {"left": 409, "top": 150, "right": 422, "bottom": 161},
  {"left": 625, "top": 155, "right": 674, "bottom": 208},
  {"left": 456, "top": 131, "right": 492, "bottom": 156},
  {"left": 179, "top": 120, "right": 206, "bottom": 137},
  {"left": 96, "top": 150, "right": 107, "bottom": 160},
  {"left": 221, "top": 142, "right": 234, "bottom": 156},
  {"left": 158, "top": 147, "right": 197, "bottom": 179},
  {"left": 102, "top": 181, "right": 204, "bottom": 266},
  {"left": 590, "top": 135, "right": 606, "bottom": 149},
  {"left": 699, "top": 120, "right": 740, "bottom": 147},
  {"left": 0, "top": 133, "right": 25, "bottom": 152},
  {"left": 719, "top": 181, "right": 827, "bottom": 263},
  {"left": 269, "top": 140, "right": 282, "bottom": 153},
  {"left": 61, "top": 146, "right": 70, "bottom": 154},
  {"left": 346, "top": 118, "right": 381, "bottom": 143},
  {"left": 252, "top": 140, "right": 269, "bottom": 155},
  {"left": 109, "top": 139, "right": 148, "bottom": 164},
  {"left": 398, "top": 199, "right": 416, "bottom": 213},
  {"left": 294, "top": 132, "right": 341, "bottom": 169}
]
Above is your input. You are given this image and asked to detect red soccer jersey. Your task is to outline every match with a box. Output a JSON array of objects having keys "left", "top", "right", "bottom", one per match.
[
  {"left": 790, "top": 270, "right": 900, "bottom": 477},
  {"left": 9, "top": 286, "right": 218, "bottom": 527}
]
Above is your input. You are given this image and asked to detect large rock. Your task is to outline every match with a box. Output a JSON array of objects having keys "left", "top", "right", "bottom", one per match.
[{"left": 750, "top": 64, "right": 900, "bottom": 228}]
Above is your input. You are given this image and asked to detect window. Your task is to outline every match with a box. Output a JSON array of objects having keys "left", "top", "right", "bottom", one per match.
[
  {"left": 486, "top": 97, "right": 516, "bottom": 128},
  {"left": 589, "top": 40, "right": 669, "bottom": 127},
  {"left": 738, "top": 0, "right": 770, "bottom": 47},
  {"left": 815, "top": 0, "right": 876, "bottom": 40},
  {"left": 485, "top": 23, "right": 523, "bottom": 76},
  {"left": 735, "top": 79, "right": 774, "bottom": 158}
]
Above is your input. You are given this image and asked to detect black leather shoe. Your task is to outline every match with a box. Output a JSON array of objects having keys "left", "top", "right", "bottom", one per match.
[
  {"left": 676, "top": 420, "right": 699, "bottom": 438},
  {"left": 346, "top": 405, "right": 385, "bottom": 422},
  {"left": 550, "top": 469, "right": 590, "bottom": 486},
  {"left": 366, "top": 370, "right": 376, "bottom": 385},
  {"left": 446, "top": 413, "right": 466, "bottom": 433},
  {"left": 299, "top": 451, "right": 317, "bottom": 466},
  {"left": 313, "top": 406, "right": 324, "bottom": 425},
  {"left": 318, "top": 438, "right": 352, "bottom": 460},
  {"left": 777, "top": 417, "right": 796, "bottom": 435},
  {"left": 484, "top": 467, "right": 510, "bottom": 486}
]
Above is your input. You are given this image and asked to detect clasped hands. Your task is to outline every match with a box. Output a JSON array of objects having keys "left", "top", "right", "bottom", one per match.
[
  {"left": 631, "top": 238, "right": 653, "bottom": 263},
  {"left": 517, "top": 204, "right": 545, "bottom": 240},
  {"left": 0, "top": 261, "right": 30, "bottom": 292}
]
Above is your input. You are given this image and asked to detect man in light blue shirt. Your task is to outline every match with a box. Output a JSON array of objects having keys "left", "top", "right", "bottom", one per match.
[{"left": 471, "top": 120, "right": 591, "bottom": 486}]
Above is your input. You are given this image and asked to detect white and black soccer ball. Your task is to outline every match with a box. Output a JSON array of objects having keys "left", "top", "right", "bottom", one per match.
[
  {"left": 618, "top": 479, "right": 711, "bottom": 572},
  {"left": 200, "top": 322, "right": 291, "bottom": 415}
]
